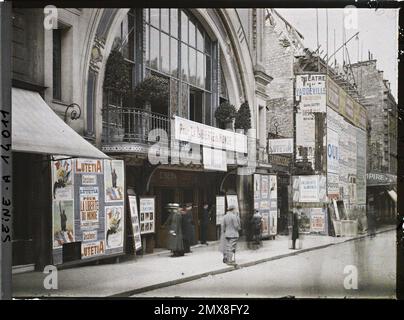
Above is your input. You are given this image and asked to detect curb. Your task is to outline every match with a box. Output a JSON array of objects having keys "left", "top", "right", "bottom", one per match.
[{"left": 108, "top": 227, "right": 395, "bottom": 297}]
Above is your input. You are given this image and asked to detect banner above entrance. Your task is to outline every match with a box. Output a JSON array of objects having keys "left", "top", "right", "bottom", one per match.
[{"left": 173, "top": 116, "right": 247, "bottom": 153}]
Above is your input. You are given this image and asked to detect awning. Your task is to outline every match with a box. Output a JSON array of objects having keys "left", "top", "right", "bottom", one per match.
[
  {"left": 12, "top": 88, "right": 109, "bottom": 159},
  {"left": 387, "top": 190, "right": 397, "bottom": 203},
  {"left": 366, "top": 173, "right": 397, "bottom": 187}
]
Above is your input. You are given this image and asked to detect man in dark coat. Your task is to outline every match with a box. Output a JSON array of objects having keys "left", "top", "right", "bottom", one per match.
[
  {"left": 200, "top": 203, "right": 210, "bottom": 245},
  {"left": 181, "top": 203, "right": 196, "bottom": 253},
  {"left": 165, "top": 203, "right": 184, "bottom": 257},
  {"left": 291, "top": 208, "right": 300, "bottom": 249}
]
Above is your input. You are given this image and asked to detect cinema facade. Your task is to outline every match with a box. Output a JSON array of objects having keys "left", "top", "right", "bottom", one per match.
[{"left": 11, "top": 8, "right": 273, "bottom": 271}]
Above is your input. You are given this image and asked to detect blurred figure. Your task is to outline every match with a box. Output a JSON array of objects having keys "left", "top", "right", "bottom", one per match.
[
  {"left": 165, "top": 203, "right": 184, "bottom": 257},
  {"left": 182, "top": 203, "right": 196, "bottom": 253},
  {"left": 367, "top": 199, "right": 376, "bottom": 238},
  {"left": 200, "top": 203, "right": 210, "bottom": 245},
  {"left": 250, "top": 209, "right": 263, "bottom": 249}
]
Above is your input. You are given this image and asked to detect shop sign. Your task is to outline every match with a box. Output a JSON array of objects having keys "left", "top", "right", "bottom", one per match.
[{"left": 268, "top": 138, "right": 293, "bottom": 154}]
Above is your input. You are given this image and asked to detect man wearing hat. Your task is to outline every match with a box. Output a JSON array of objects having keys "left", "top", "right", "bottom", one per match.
[{"left": 221, "top": 204, "right": 241, "bottom": 265}]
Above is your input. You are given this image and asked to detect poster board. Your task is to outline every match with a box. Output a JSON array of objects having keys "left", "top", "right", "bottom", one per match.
[
  {"left": 51, "top": 157, "right": 125, "bottom": 265},
  {"left": 139, "top": 197, "right": 155, "bottom": 234},
  {"left": 216, "top": 196, "right": 226, "bottom": 226},
  {"left": 253, "top": 174, "right": 278, "bottom": 237},
  {"left": 129, "top": 196, "right": 142, "bottom": 251}
]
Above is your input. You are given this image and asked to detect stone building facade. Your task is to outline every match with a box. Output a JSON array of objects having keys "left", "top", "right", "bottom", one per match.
[{"left": 349, "top": 60, "right": 397, "bottom": 175}]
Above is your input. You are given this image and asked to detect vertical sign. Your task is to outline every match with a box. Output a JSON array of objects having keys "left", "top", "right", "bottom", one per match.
[
  {"left": 0, "top": 1, "right": 12, "bottom": 299},
  {"left": 295, "top": 74, "right": 326, "bottom": 113}
]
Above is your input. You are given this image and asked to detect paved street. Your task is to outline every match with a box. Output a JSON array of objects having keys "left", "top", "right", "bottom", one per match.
[{"left": 133, "top": 230, "right": 396, "bottom": 299}]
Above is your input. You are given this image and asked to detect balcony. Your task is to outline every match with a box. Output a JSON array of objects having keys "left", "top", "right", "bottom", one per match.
[{"left": 102, "top": 104, "right": 170, "bottom": 153}]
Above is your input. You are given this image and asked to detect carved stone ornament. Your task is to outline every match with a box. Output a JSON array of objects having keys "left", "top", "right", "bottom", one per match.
[{"left": 89, "top": 35, "right": 106, "bottom": 73}]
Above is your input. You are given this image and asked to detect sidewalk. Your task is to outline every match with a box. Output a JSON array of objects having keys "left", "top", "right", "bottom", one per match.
[{"left": 12, "top": 225, "right": 395, "bottom": 298}]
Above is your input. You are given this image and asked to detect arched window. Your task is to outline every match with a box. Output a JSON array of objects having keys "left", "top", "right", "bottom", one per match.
[{"left": 144, "top": 9, "right": 215, "bottom": 125}]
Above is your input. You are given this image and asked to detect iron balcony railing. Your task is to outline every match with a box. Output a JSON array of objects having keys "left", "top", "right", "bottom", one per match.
[{"left": 102, "top": 104, "right": 171, "bottom": 144}]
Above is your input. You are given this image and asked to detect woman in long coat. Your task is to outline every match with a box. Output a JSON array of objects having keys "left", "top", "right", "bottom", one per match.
[{"left": 165, "top": 203, "right": 184, "bottom": 257}]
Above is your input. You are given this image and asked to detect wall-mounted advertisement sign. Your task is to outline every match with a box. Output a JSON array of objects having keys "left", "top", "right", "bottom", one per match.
[
  {"left": 299, "top": 176, "right": 319, "bottom": 203},
  {"left": 296, "top": 111, "right": 315, "bottom": 169},
  {"left": 310, "top": 208, "right": 326, "bottom": 233},
  {"left": 268, "top": 138, "right": 294, "bottom": 154},
  {"left": 139, "top": 197, "right": 155, "bottom": 234},
  {"left": 129, "top": 196, "right": 142, "bottom": 251},
  {"left": 173, "top": 116, "right": 247, "bottom": 153},
  {"left": 326, "top": 76, "right": 367, "bottom": 130},
  {"left": 295, "top": 74, "right": 326, "bottom": 113}
]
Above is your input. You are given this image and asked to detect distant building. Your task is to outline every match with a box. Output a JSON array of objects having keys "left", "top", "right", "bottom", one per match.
[{"left": 349, "top": 59, "right": 397, "bottom": 223}]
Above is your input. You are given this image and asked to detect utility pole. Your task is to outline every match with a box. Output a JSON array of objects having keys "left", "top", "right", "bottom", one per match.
[{"left": 0, "top": 1, "right": 12, "bottom": 300}]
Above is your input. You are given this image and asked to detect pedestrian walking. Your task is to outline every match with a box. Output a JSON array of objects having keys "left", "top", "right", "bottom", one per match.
[
  {"left": 164, "top": 203, "right": 184, "bottom": 257},
  {"left": 220, "top": 205, "right": 241, "bottom": 265},
  {"left": 200, "top": 203, "right": 210, "bottom": 245},
  {"left": 182, "top": 203, "right": 196, "bottom": 253}
]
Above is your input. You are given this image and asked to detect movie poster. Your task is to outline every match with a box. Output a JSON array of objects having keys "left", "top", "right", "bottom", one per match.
[
  {"left": 53, "top": 200, "right": 75, "bottom": 248},
  {"left": 52, "top": 157, "right": 74, "bottom": 200},
  {"left": 105, "top": 206, "right": 124, "bottom": 249},
  {"left": 129, "top": 196, "right": 142, "bottom": 250},
  {"left": 104, "top": 160, "right": 125, "bottom": 202},
  {"left": 80, "top": 187, "right": 99, "bottom": 229},
  {"left": 139, "top": 197, "right": 155, "bottom": 234}
]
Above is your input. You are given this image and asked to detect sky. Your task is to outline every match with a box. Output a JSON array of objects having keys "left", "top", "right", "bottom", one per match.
[{"left": 276, "top": 8, "right": 399, "bottom": 100}]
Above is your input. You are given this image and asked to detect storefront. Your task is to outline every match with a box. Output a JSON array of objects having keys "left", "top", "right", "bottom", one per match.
[{"left": 366, "top": 173, "right": 397, "bottom": 224}]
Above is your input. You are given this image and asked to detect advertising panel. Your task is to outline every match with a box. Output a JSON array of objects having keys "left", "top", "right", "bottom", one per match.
[
  {"left": 268, "top": 138, "right": 294, "bottom": 154},
  {"left": 129, "top": 196, "right": 142, "bottom": 251},
  {"left": 105, "top": 206, "right": 124, "bottom": 249},
  {"left": 104, "top": 160, "right": 125, "bottom": 202},
  {"left": 52, "top": 156, "right": 125, "bottom": 265},
  {"left": 139, "top": 197, "right": 155, "bottom": 234},
  {"left": 295, "top": 74, "right": 326, "bottom": 113}
]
